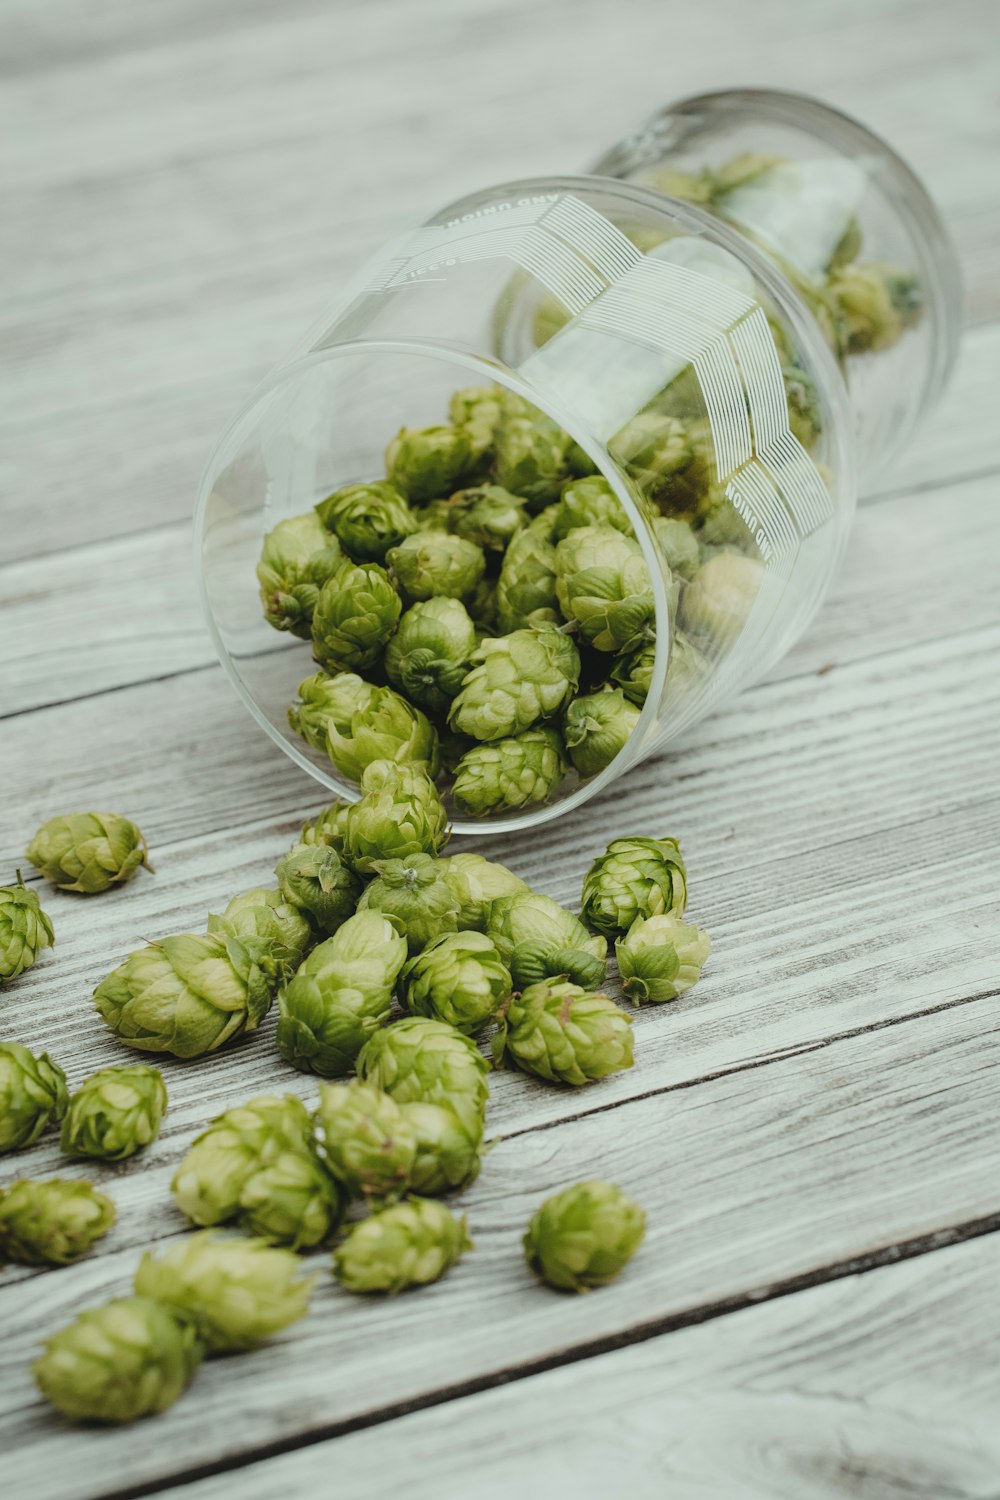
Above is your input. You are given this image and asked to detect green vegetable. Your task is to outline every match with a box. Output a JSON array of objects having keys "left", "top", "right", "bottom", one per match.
[
  {"left": 581, "top": 836, "right": 688, "bottom": 938},
  {"left": 449, "top": 626, "right": 580, "bottom": 742},
  {"left": 134, "top": 1232, "right": 315, "bottom": 1352},
  {"left": 402, "top": 1101, "right": 482, "bottom": 1195},
  {"left": 615, "top": 913, "right": 711, "bottom": 1003},
  {"left": 26, "top": 812, "right": 151, "bottom": 894},
  {"left": 290, "top": 671, "right": 441, "bottom": 782},
  {"left": 608, "top": 411, "right": 691, "bottom": 507},
  {"left": 94, "top": 932, "right": 272, "bottom": 1059},
  {"left": 492, "top": 980, "right": 633, "bottom": 1086},
  {"left": 438, "top": 851, "right": 530, "bottom": 931},
  {"left": 486, "top": 891, "right": 607, "bottom": 989},
  {"left": 495, "top": 525, "right": 560, "bottom": 632},
  {"left": 679, "top": 552, "right": 763, "bottom": 648},
  {"left": 384, "top": 597, "right": 476, "bottom": 715},
  {"left": 257, "top": 512, "right": 343, "bottom": 638},
  {"left": 343, "top": 760, "right": 449, "bottom": 875},
  {"left": 274, "top": 843, "right": 362, "bottom": 935},
  {"left": 387, "top": 530, "right": 486, "bottom": 603},
  {"left": 356, "top": 854, "right": 460, "bottom": 953},
  {"left": 172, "top": 1093, "right": 343, "bottom": 1249},
  {"left": 207, "top": 887, "right": 314, "bottom": 991},
  {"left": 386, "top": 424, "right": 473, "bottom": 503},
  {"left": 300, "top": 799, "right": 352, "bottom": 851},
  {"left": 0, "top": 872, "right": 54, "bottom": 982},
  {"left": 494, "top": 392, "right": 571, "bottom": 509},
  {"left": 451, "top": 727, "right": 567, "bottom": 816},
  {"left": 552, "top": 475, "right": 632, "bottom": 539},
  {"left": 356, "top": 1016, "right": 490, "bottom": 1140},
  {"left": 314, "top": 480, "right": 416, "bottom": 562},
  {"left": 449, "top": 386, "right": 502, "bottom": 472},
  {"left": 610, "top": 640, "right": 656, "bottom": 706},
  {"left": 0, "top": 1178, "right": 116, "bottom": 1266},
  {"left": 288, "top": 670, "right": 376, "bottom": 755},
  {"left": 311, "top": 557, "right": 401, "bottom": 673},
  {"left": 524, "top": 1179, "right": 646, "bottom": 1290},
  {"left": 555, "top": 526, "right": 655, "bottom": 653},
  {"left": 34, "top": 1298, "right": 202, "bottom": 1423},
  {"left": 449, "top": 484, "right": 527, "bottom": 555},
  {"left": 399, "top": 930, "right": 511, "bottom": 1034},
  {"left": 332, "top": 1197, "right": 472, "bottom": 1293},
  {"left": 0, "top": 1041, "right": 68, "bottom": 1154},
  {"left": 563, "top": 689, "right": 641, "bottom": 779},
  {"left": 61, "top": 1065, "right": 167, "bottom": 1161},
  {"left": 276, "top": 911, "right": 407, "bottom": 1077},
  {"left": 313, "top": 1080, "right": 417, "bottom": 1199}
]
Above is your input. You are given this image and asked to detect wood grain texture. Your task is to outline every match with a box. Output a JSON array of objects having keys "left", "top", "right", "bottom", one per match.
[{"left": 153, "top": 1232, "right": 1000, "bottom": 1500}]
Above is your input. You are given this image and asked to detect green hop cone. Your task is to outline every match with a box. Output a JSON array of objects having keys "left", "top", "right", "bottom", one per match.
[
  {"left": 134, "top": 1232, "right": 315, "bottom": 1352},
  {"left": 290, "top": 671, "right": 440, "bottom": 782},
  {"left": 0, "top": 872, "right": 55, "bottom": 982},
  {"left": 563, "top": 689, "right": 641, "bottom": 779},
  {"left": 256, "top": 512, "right": 343, "bottom": 638},
  {"left": 26, "top": 811, "right": 151, "bottom": 895},
  {"left": 438, "top": 852, "right": 529, "bottom": 931},
  {"left": 313, "top": 1080, "right": 418, "bottom": 1199},
  {"left": 413, "top": 498, "right": 453, "bottom": 532},
  {"left": 402, "top": 1101, "right": 482, "bottom": 1195},
  {"left": 493, "top": 980, "right": 633, "bottom": 1086},
  {"left": 0, "top": 1178, "right": 116, "bottom": 1266},
  {"left": 314, "top": 480, "right": 416, "bottom": 562},
  {"left": 451, "top": 727, "right": 567, "bottom": 817},
  {"left": 524, "top": 1179, "right": 646, "bottom": 1291},
  {"left": 652, "top": 516, "right": 700, "bottom": 581},
  {"left": 448, "top": 484, "right": 527, "bottom": 555},
  {"left": 386, "top": 424, "right": 473, "bottom": 503},
  {"left": 609, "top": 412, "right": 691, "bottom": 507},
  {"left": 449, "top": 625, "right": 580, "bottom": 742},
  {"left": 495, "top": 525, "right": 560, "bottom": 632},
  {"left": 449, "top": 386, "right": 502, "bottom": 472},
  {"left": 343, "top": 760, "right": 450, "bottom": 875},
  {"left": 332, "top": 1197, "right": 472, "bottom": 1294},
  {"left": 610, "top": 639, "right": 656, "bottom": 706},
  {"left": 0, "top": 1041, "right": 68, "bottom": 1154},
  {"left": 581, "top": 836, "right": 688, "bottom": 939},
  {"left": 615, "top": 913, "right": 711, "bottom": 1003},
  {"left": 400, "top": 930, "right": 511, "bottom": 1035},
  {"left": 172, "top": 1093, "right": 343, "bottom": 1249},
  {"left": 207, "top": 887, "right": 314, "bottom": 991},
  {"left": 311, "top": 557, "right": 401, "bottom": 674},
  {"left": 494, "top": 393, "right": 571, "bottom": 510},
  {"left": 828, "top": 260, "right": 920, "bottom": 354},
  {"left": 679, "top": 552, "right": 762, "bottom": 648},
  {"left": 61, "top": 1065, "right": 167, "bottom": 1162},
  {"left": 384, "top": 597, "right": 476, "bottom": 715},
  {"left": 486, "top": 892, "right": 607, "bottom": 990},
  {"left": 555, "top": 525, "right": 655, "bottom": 653},
  {"left": 276, "top": 911, "right": 407, "bottom": 1077},
  {"left": 552, "top": 476, "right": 632, "bottom": 540},
  {"left": 300, "top": 799, "right": 352, "bottom": 851},
  {"left": 34, "top": 1297, "right": 202, "bottom": 1424},
  {"left": 274, "top": 843, "right": 361, "bottom": 935},
  {"left": 357, "top": 854, "right": 460, "bottom": 954},
  {"left": 663, "top": 630, "right": 709, "bottom": 711},
  {"left": 94, "top": 932, "right": 272, "bottom": 1059},
  {"left": 387, "top": 530, "right": 486, "bottom": 603},
  {"left": 356, "top": 1016, "right": 490, "bottom": 1140}
]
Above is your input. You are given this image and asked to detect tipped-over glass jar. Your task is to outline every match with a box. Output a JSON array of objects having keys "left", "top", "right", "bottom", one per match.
[{"left": 195, "top": 89, "right": 961, "bottom": 833}]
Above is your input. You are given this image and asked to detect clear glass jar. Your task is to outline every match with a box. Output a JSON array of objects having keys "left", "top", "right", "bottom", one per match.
[{"left": 195, "top": 92, "right": 960, "bottom": 833}]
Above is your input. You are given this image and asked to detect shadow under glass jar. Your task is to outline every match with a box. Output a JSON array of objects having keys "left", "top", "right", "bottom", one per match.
[{"left": 196, "top": 97, "right": 959, "bottom": 832}]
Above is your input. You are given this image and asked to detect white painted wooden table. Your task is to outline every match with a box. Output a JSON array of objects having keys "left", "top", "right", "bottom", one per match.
[{"left": 3, "top": 2, "right": 1000, "bottom": 1496}]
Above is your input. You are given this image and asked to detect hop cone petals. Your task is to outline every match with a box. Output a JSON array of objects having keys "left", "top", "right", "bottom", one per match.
[
  {"left": 61, "top": 1064, "right": 167, "bottom": 1161},
  {"left": 679, "top": 552, "right": 763, "bottom": 648},
  {"left": 387, "top": 531, "right": 486, "bottom": 604},
  {"left": 448, "top": 484, "right": 527, "bottom": 554},
  {"left": 26, "top": 812, "right": 151, "bottom": 895},
  {"left": 0, "top": 873, "right": 55, "bottom": 982},
  {"left": 314, "top": 1081, "right": 418, "bottom": 1199},
  {"left": 332, "top": 1197, "right": 472, "bottom": 1294},
  {"left": 496, "top": 526, "right": 560, "bottom": 633},
  {"left": 356, "top": 855, "right": 461, "bottom": 954},
  {"left": 449, "top": 626, "right": 580, "bottom": 742},
  {"left": 315, "top": 480, "right": 416, "bottom": 562},
  {"left": 0, "top": 1178, "right": 116, "bottom": 1266},
  {"left": 401, "top": 1102, "right": 482, "bottom": 1196},
  {"left": 494, "top": 393, "right": 571, "bottom": 510},
  {"left": 385, "top": 424, "right": 473, "bottom": 503},
  {"left": 288, "top": 671, "right": 375, "bottom": 756},
  {"left": 311, "top": 675, "right": 441, "bottom": 783},
  {"left": 486, "top": 892, "right": 607, "bottom": 990},
  {"left": 94, "top": 932, "right": 272, "bottom": 1059},
  {"left": 493, "top": 980, "right": 633, "bottom": 1087},
  {"left": 563, "top": 689, "right": 641, "bottom": 780},
  {"left": 652, "top": 516, "right": 700, "bottom": 581},
  {"left": 274, "top": 843, "right": 361, "bottom": 935},
  {"left": 438, "top": 852, "right": 530, "bottom": 931},
  {"left": 311, "top": 558, "right": 401, "bottom": 674},
  {"left": 610, "top": 640, "right": 657, "bottom": 706},
  {"left": 384, "top": 597, "right": 476, "bottom": 715},
  {"left": 581, "top": 836, "right": 688, "bottom": 939},
  {"left": 134, "top": 1232, "right": 315, "bottom": 1352},
  {"left": 524, "top": 1179, "right": 646, "bottom": 1291},
  {"left": 552, "top": 476, "right": 632, "bottom": 540},
  {"left": 0, "top": 1041, "right": 68, "bottom": 1154},
  {"left": 257, "top": 512, "right": 343, "bottom": 638},
  {"left": 33, "top": 1297, "right": 202, "bottom": 1424},
  {"left": 615, "top": 913, "right": 711, "bottom": 1003},
  {"left": 554, "top": 525, "right": 655, "bottom": 653},
  {"left": 399, "top": 930, "right": 511, "bottom": 1034},
  {"left": 300, "top": 799, "right": 352, "bottom": 851},
  {"left": 343, "top": 760, "right": 450, "bottom": 875},
  {"left": 207, "top": 887, "right": 314, "bottom": 990},
  {"left": 451, "top": 728, "right": 567, "bottom": 817},
  {"left": 356, "top": 1016, "right": 490, "bottom": 1141}
]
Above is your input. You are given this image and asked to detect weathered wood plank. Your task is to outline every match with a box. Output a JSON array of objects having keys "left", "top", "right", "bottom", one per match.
[
  {"left": 153, "top": 1232, "right": 1000, "bottom": 1500},
  {"left": 4, "top": 994, "right": 1000, "bottom": 1500}
]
